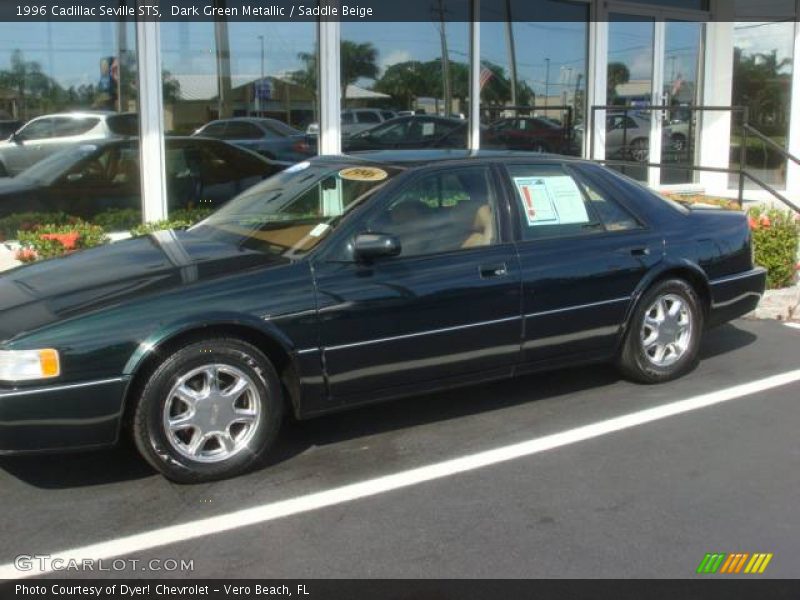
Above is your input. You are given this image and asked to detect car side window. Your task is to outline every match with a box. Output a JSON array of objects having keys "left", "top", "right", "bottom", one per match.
[
  {"left": 200, "top": 122, "right": 227, "bottom": 138},
  {"left": 17, "top": 118, "right": 54, "bottom": 141},
  {"left": 365, "top": 166, "right": 498, "bottom": 258},
  {"left": 358, "top": 111, "right": 381, "bottom": 124},
  {"left": 507, "top": 164, "right": 603, "bottom": 241},
  {"left": 52, "top": 117, "right": 100, "bottom": 138},
  {"left": 574, "top": 173, "right": 642, "bottom": 232},
  {"left": 224, "top": 122, "right": 263, "bottom": 140}
]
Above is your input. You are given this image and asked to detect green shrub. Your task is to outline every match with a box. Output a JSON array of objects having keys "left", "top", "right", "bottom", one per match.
[
  {"left": 15, "top": 221, "right": 109, "bottom": 262},
  {"left": 0, "top": 212, "right": 74, "bottom": 241},
  {"left": 747, "top": 206, "right": 800, "bottom": 289},
  {"left": 92, "top": 208, "right": 142, "bottom": 231},
  {"left": 129, "top": 207, "right": 214, "bottom": 238}
]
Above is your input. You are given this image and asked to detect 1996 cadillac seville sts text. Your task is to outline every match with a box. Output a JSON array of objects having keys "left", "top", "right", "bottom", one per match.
[{"left": 0, "top": 151, "right": 766, "bottom": 482}]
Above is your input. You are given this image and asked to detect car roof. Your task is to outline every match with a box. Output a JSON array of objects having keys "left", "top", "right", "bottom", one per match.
[
  {"left": 324, "top": 149, "right": 584, "bottom": 168},
  {"left": 30, "top": 111, "right": 118, "bottom": 119}
]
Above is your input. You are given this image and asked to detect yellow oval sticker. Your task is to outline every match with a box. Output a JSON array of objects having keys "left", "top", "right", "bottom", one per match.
[{"left": 339, "top": 167, "right": 388, "bottom": 182}]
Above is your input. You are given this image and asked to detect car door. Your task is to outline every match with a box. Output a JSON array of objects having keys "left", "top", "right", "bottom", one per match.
[
  {"left": 503, "top": 161, "right": 662, "bottom": 368},
  {"left": 4, "top": 117, "right": 55, "bottom": 174},
  {"left": 312, "top": 164, "right": 522, "bottom": 401},
  {"left": 47, "top": 143, "right": 140, "bottom": 216}
]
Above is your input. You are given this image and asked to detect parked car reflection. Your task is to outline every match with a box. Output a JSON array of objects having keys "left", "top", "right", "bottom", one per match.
[
  {"left": 484, "top": 116, "right": 578, "bottom": 155},
  {"left": 192, "top": 117, "right": 314, "bottom": 165},
  {"left": 343, "top": 115, "right": 468, "bottom": 151},
  {"left": 0, "top": 111, "right": 137, "bottom": 177},
  {"left": 0, "top": 137, "right": 281, "bottom": 219}
]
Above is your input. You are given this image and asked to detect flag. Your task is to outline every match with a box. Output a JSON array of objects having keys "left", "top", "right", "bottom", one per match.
[{"left": 479, "top": 66, "right": 494, "bottom": 90}]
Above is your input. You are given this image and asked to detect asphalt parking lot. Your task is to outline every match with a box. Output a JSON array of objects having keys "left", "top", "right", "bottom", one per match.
[{"left": 1, "top": 319, "right": 798, "bottom": 579}]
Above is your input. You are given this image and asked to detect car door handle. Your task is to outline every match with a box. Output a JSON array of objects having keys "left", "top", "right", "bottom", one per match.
[
  {"left": 630, "top": 247, "right": 650, "bottom": 257},
  {"left": 479, "top": 263, "right": 508, "bottom": 279}
]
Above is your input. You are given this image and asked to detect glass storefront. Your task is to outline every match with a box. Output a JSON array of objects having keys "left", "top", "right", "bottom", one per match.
[
  {"left": 0, "top": 7, "right": 799, "bottom": 254},
  {"left": 157, "top": 21, "right": 317, "bottom": 223},
  {"left": 730, "top": 21, "right": 795, "bottom": 189},
  {"left": 339, "top": 11, "right": 471, "bottom": 152},
  {"left": 0, "top": 21, "right": 140, "bottom": 240},
  {"left": 479, "top": 1, "right": 589, "bottom": 156}
]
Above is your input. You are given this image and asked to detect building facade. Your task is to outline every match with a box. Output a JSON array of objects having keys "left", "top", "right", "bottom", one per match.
[{"left": 0, "top": 0, "right": 797, "bottom": 231}]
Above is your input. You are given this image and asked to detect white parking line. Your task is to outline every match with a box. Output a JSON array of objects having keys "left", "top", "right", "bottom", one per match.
[
  {"left": 784, "top": 322, "right": 800, "bottom": 330},
  {"left": 3, "top": 368, "right": 800, "bottom": 580}
]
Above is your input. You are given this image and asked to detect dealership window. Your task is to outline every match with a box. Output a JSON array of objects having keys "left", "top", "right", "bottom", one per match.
[
  {"left": 339, "top": 9, "right": 471, "bottom": 151},
  {"left": 158, "top": 20, "right": 318, "bottom": 219},
  {"left": 0, "top": 21, "right": 139, "bottom": 240},
  {"left": 730, "top": 19, "right": 795, "bottom": 189},
  {"left": 478, "top": 1, "right": 589, "bottom": 157}
]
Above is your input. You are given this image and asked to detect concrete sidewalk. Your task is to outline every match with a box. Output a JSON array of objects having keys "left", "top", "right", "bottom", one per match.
[{"left": 0, "top": 244, "right": 19, "bottom": 271}]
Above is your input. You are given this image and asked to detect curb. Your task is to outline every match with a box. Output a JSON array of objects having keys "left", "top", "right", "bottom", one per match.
[{"left": 746, "top": 284, "right": 800, "bottom": 322}]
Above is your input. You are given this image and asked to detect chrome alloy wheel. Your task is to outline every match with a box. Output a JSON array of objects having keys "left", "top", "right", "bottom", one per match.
[
  {"left": 640, "top": 293, "right": 693, "bottom": 368},
  {"left": 162, "top": 364, "right": 261, "bottom": 463}
]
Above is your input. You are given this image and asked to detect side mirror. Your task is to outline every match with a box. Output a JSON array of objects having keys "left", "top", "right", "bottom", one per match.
[
  {"left": 353, "top": 232, "right": 401, "bottom": 261},
  {"left": 10, "top": 132, "right": 22, "bottom": 144}
]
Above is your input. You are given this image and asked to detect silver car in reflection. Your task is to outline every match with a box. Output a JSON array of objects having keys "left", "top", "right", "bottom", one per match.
[{"left": 0, "top": 111, "right": 137, "bottom": 177}]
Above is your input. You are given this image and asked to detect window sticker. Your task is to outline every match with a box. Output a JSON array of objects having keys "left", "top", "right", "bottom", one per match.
[
  {"left": 339, "top": 166, "right": 388, "bottom": 182},
  {"left": 309, "top": 223, "right": 331, "bottom": 237},
  {"left": 513, "top": 175, "right": 589, "bottom": 226},
  {"left": 422, "top": 122, "right": 435, "bottom": 136}
]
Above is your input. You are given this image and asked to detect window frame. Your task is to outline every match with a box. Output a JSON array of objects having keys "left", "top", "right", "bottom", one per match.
[
  {"left": 327, "top": 162, "right": 513, "bottom": 264},
  {"left": 565, "top": 163, "right": 646, "bottom": 233},
  {"left": 354, "top": 161, "right": 513, "bottom": 264},
  {"left": 500, "top": 161, "right": 634, "bottom": 244}
]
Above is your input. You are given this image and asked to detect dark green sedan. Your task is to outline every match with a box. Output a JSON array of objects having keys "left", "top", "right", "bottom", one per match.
[{"left": 0, "top": 151, "right": 766, "bottom": 482}]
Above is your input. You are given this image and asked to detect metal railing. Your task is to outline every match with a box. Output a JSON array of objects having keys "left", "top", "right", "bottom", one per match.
[{"left": 587, "top": 104, "right": 800, "bottom": 213}]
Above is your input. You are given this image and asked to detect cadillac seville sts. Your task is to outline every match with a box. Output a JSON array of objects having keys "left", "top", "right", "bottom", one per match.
[{"left": 0, "top": 151, "right": 766, "bottom": 482}]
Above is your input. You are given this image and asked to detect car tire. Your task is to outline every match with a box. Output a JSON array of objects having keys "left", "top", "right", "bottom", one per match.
[
  {"left": 132, "top": 337, "right": 284, "bottom": 483},
  {"left": 670, "top": 133, "right": 687, "bottom": 152},
  {"left": 618, "top": 279, "right": 703, "bottom": 384},
  {"left": 628, "top": 138, "right": 649, "bottom": 162}
]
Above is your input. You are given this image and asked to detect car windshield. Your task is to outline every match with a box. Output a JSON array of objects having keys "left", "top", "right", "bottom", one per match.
[
  {"left": 17, "top": 144, "right": 101, "bottom": 185},
  {"left": 192, "top": 161, "right": 401, "bottom": 256}
]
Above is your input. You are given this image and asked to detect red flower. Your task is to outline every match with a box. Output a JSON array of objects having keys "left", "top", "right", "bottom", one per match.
[
  {"left": 40, "top": 231, "right": 80, "bottom": 250},
  {"left": 748, "top": 216, "right": 758, "bottom": 230},
  {"left": 15, "top": 247, "right": 38, "bottom": 262},
  {"left": 760, "top": 215, "right": 771, "bottom": 228}
]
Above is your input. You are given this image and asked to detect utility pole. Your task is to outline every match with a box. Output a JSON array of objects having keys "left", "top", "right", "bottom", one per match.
[
  {"left": 433, "top": 0, "right": 451, "bottom": 117},
  {"left": 504, "top": 0, "right": 518, "bottom": 108},
  {"left": 257, "top": 34, "right": 265, "bottom": 115},
  {"left": 116, "top": 3, "right": 127, "bottom": 112},
  {"left": 544, "top": 58, "right": 550, "bottom": 110},
  {"left": 214, "top": 0, "right": 233, "bottom": 119}
]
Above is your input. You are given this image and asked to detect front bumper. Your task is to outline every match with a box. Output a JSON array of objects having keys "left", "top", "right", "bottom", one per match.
[
  {"left": 708, "top": 267, "right": 768, "bottom": 327},
  {"left": 0, "top": 377, "right": 128, "bottom": 453}
]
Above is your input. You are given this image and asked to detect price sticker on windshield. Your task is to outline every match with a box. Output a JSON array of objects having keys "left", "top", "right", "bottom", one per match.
[{"left": 339, "top": 167, "right": 388, "bottom": 182}]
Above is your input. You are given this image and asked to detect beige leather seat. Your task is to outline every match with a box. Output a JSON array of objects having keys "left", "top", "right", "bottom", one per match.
[{"left": 461, "top": 204, "right": 494, "bottom": 248}]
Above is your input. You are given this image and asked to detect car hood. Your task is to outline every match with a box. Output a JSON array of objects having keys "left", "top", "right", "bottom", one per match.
[{"left": 0, "top": 230, "right": 291, "bottom": 342}]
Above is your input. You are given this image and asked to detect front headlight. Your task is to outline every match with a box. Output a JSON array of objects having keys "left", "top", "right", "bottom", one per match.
[{"left": 0, "top": 349, "right": 61, "bottom": 381}]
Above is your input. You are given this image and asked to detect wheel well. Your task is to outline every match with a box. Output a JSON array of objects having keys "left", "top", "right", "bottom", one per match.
[
  {"left": 120, "top": 324, "right": 301, "bottom": 435},
  {"left": 647, "top": 268, "right": 711, "bottom": 318}
]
